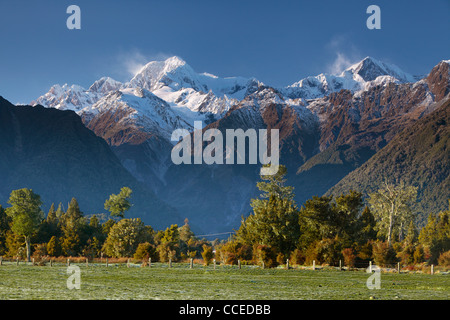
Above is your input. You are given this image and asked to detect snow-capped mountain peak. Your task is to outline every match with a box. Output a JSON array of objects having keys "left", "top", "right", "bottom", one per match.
[
  {"left": 31, "top": 83, "right": 97, "bottom": 112},
  {"left": 85, "top": 87, "right": 193, "bottom": 141},
  {"left": 89, "top": 77, "right": 123, "bottom": 94},
  {"left": 127, "top": 56, "right": 205, "bottom": 92},
  {"left": 341, "top": 56, "right": 416, "bottom": 83},
  {"left": 281, "top": 56, "right": 417, "bottom": 100}
]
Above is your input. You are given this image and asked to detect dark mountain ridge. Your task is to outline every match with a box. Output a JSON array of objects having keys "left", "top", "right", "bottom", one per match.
[{"left": 0, "top": 97, "right": 180, "bottom": 229}]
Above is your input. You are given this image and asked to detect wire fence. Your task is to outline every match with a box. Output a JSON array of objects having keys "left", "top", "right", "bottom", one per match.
[{"left": 0, "top": 255, "right": 446, "bottom": 275}]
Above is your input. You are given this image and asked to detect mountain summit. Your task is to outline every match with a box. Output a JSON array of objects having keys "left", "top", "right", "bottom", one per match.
[
  {"left": 282, "top": 56, "right": 417, "bottom": 100},
  {"left": 127, "top": 56, "right": 205, "bottom": 92},
  {"left": 341, "top": 56, "right": 416, "bottom": 83}
]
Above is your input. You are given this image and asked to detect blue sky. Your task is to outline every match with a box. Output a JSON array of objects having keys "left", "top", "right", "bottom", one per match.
[{"left": 0, "top": 0, "right": 449, "bottom": 104}]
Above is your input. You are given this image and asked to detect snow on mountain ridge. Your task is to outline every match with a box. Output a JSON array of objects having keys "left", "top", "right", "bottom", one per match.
[
  {"left": 32, "top": 83, "right": 99, "bottom": 112},
  {"left": 127, "top": 56, "right": 254, "bottom": 99},
  {"left": 32, "top": 55, "right": 424, "bottom": 137},
  {"left": 281, "top": 56, "right": 417, "bottom": 101},
  {"left": 127, "top": 56, "right": 206, "bottom": 92},
  {"left": 89, "top": 77, "right": 123, "bottom": 94},
  {"left": 342, "top": 56, "right": 416, "bottom": 83},
  {"left": 86, "top": 87, "right": 193, "bottom": 141}
]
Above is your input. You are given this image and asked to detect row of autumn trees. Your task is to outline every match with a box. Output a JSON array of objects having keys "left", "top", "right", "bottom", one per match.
[
  {"left": 0, "top": 165, "right": 449, "bottom": 267},
  {"left": 0, "top": 187, "right": 210, "bottom": 264}
]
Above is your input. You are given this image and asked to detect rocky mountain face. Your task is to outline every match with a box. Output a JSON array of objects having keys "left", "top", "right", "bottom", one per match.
[
  {"left": 327, "top": 97, "right": 450, "bottom": 226},
  {"left": 30, "top": 56, "right": 450, "bottom": 233},
  {"left": 292, "top": 74, "right": 440, "bottom": 205}
]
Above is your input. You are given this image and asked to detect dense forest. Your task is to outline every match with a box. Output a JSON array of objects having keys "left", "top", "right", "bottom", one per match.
[{"left": 0, "top": 165, "right": 449, "bottom": 268}]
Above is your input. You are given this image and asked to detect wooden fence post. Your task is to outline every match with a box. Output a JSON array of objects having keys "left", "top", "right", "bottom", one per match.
[
  {"left": 127, "top": 259, "right": 130, "bottom": 268},
  {"left": 213, "top": 259, "right": 216, "bottom": 270},
  {"left": 169, "top": 258, "right": 172, "bottom": 268},
  {"left": 339, "top": 260, "right": 342, "bottom": 271},
  {"left": 16, "top": 257, "right": 19, "bottom": 266},
  {"left": 0, "top": 256, "right": 2, "bottom": 266},
  {"left": 262, "top": 262, "right": 265, "bottom": 269},
  {"left": 190, "top": 258, "right": 193, "bottom": 269},
  {"left": 32, "top": 257, "right": 35, "bottom": 266},
  {"left": 369, "top": 261, "right": 372, "bottom": 273},
  {"left": 238, "top": 260, "right": 241, "bottom": 269},
  {"left": 286, "top": 259, "right": 289, "bottom": 270},
  {"left": 397, "top": 262, "right": 400, "bottom": 273},
  {"left": 50, "top": 259, "right": 53, "bottom": 267},
  {"left": 67, "top": 258, "right": 70, "bottom": 266},
  {"left": 148, "top": 258, "right": 151, "bottom": 267},
  {"left": 86, "top": 258, "right": 89, "bottom": 267},
  {"left": 431, "top": 264, "right": 434, "bottom": 275},
  {"left": 312, "top": 260, "right": 315, "bottom": 270}
]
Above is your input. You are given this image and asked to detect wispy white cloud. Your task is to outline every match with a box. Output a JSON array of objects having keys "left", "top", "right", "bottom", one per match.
[
  {"left": 325, "top": 35, "right": 362, "bottom": 75},
  {"left": 123, "top": 50, "right": 148, "bottom": 75},
  {"left": 328, "top": 52, "right": 354, "bottom": 75}
]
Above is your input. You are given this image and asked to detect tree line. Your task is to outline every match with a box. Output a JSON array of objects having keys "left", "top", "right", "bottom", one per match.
[
  {"left": 0, "top": 166, "right": 449, "bottom": 268},
  {"left": 0, "top": 187, "right": 209, "bottom": 264}
]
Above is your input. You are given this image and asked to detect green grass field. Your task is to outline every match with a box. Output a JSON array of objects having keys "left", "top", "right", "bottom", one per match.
[{"left": 0, "top": 262, "right": 448, "bottom": 300}]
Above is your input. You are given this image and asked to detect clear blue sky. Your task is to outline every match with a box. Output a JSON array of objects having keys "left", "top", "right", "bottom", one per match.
[{"left": 0, "top": 0, "right": 449, "bottom": 104}]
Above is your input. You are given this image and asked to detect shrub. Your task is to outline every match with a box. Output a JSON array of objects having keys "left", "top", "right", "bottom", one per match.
[
  {"left": 342, "top": 248, "right": 356, "bottom": 268},
  {"left": 356, "top": 241, "right": 373, "bottom": 261},
  {"left": 134, "top": 242, "right": 157, "bottom": 261},
  {"left": 276, "top": 253, "right": 285, "bottom": 266},
  {"left": 312, "top": 238, "right": 343, "bottom": 266},
  {"left": 157, "top": 242, "right": 178, "bottom": 262},
  {"left": 201, "top": 244, "right": 213, "bottom": 266},
  {"left": 46, "top": 236, "right": 61, "bottom": 257},
  {"left": 253, "top": 244, "right": 277, "bottom": 268},
  {"left": 102, "top": 218, "right": 148, "bottom": 258},
  {"left": 290, "top": 249, "right": 305, "bottom": 265},
  {"left": 82, "top": 237, "right": 101, "bottom": 259},
  {"left": 304, "top": 242, "right": 318, "bottom": 265},
  {"left": 32, "top": 243, "right": 48, "bottom": 265},
  {"left": 397, "top": 244, "right": 415, "bottom": 265},
  {"left": 372, "top": 241, "right": 397, "bottom": 266},
  {"left": 5, "top": 231, "right": 26, "bottom": 258},
  {"left": 437, "top": 250, "right": 450, "bottom": 267},
  {"left": 60, "top": 233, "right": 80, "bottom": 257},
  {"left": 215, "top": 241, "right": 251, "bottom": 265}
]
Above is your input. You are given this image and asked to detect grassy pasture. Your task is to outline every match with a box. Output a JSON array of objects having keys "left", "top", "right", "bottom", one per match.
[{"left": 0, "top": 262, "right": 448, "bottom": 300}]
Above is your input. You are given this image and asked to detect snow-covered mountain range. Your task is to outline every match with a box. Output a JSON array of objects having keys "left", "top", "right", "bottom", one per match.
[{"left": 31, "top": 56, "right": 420, "bottom": 130}]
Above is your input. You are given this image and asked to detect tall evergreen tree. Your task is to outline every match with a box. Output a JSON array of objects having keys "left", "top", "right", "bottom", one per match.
[
  {"left": 5, "top": 189, "right": 44, "bottom": 261},
  {"left": 46, "top": 203, "right": 57, "bottom": 224},
  {"left": 58, "top": 198, "right": 86, "bottom": 256},
  {"left": 179, "top": 219, "right": 196, "bottom": 243},
  {"left": 60, "top": 198, "right": 84, "bottom": 234},
  {"left": 237, "top": 165, "right": 299, "bottom": 255},
  {"left": 55, "top": 203, "right": 64, "bottom": 219},
  {"left": 419, "top": 203, "right": 450, "bottom": 263}
]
